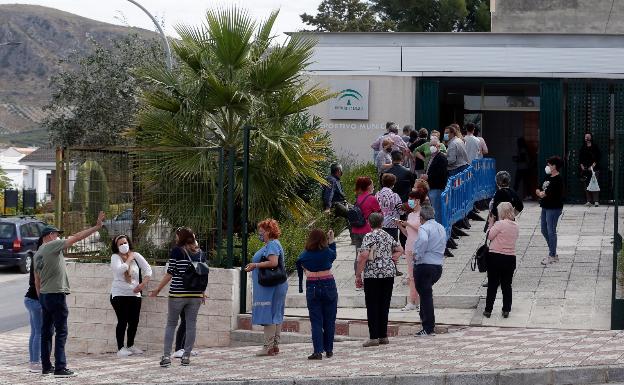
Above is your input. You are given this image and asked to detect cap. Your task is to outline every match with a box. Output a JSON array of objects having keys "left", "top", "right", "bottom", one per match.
[{"left": 41, "top": 225, "right": 64, "bottom": 237}]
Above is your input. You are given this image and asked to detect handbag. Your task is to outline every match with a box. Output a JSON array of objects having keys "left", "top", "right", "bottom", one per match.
[
  {"left": 471, "top": 232, "right": 489, "bottom": 273},
  {"left": 182, "top": 248, "right": 209, "bottom": 292},
  {"left": 587, "top": 170, "right": 600, "bottom": 192},
  {"left": 258, "top": 249, "right": 287, "bottom": 287}
]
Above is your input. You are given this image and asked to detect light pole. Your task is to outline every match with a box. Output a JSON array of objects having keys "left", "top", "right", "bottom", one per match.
[{"left": 126, "top": 0, "right": 172, "bottom": 70}]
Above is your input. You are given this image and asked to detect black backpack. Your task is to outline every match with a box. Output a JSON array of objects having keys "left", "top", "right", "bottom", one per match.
[
  {"left": 182, "top": 249, "right": 209, "bottom": 292},
  {"left": 347, "top": 194, "right": 372, "bottom": 227}
]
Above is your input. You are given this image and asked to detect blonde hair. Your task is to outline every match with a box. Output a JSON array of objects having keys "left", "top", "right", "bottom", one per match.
[
  {"left": 382, "top": 138, "right": 393, "bottom": 147},
  {"left": 497, "top": 202, "right": 515, "bottom": 221}
]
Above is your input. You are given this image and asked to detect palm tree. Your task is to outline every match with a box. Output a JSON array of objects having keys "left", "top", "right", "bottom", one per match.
[{"left": 132, "top": 7, "right": 333, "bottom": 236}]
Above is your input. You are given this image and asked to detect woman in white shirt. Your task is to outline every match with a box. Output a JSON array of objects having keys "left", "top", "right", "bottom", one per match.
[{"left": 110, "top": 234, "right": 152, "bottom": 357}]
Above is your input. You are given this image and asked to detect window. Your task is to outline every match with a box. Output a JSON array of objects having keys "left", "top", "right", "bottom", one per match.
[
  {"left": 20, "top": 224, "right": 37, "bottom": 238},
  {"left": 0, "top": 224, "right": 15, "bottom": 239},
  {"left": 27, "top": 223, "right": 41, "bottom": 237},
  {"left": 46, "top": 173, "right": 52, "bottom": 195}
]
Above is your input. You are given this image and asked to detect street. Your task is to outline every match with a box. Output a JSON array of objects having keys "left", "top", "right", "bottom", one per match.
[{"left": 0, "top": 266, "right": 28, "bottom": 333}]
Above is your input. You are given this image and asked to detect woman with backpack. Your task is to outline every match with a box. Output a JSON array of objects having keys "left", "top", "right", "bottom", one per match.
[
  {"left": 110, "top": 234, "right": 152, "bottom": 358},
  {"left": 349, "top": 176, "right": 381, "bottom": 278},
  {"left": 149, "top": 227, "right": 208, "bottom": 367}
]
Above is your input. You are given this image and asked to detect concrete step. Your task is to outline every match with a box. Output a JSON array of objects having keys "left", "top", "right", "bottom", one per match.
[
  {"left": 285, "top": 293, "right": 480, "bottom": 309},
  {"left": 230, "top": 330, "right": 362, "bottom": 346}
]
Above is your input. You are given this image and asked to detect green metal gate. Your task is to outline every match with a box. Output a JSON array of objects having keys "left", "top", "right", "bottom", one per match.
[
  {"left": 539, "top": 80, "right": 564, "bottom": 182},
  {"left": 611, "top": 82, "right": 624, "bottom": 329},
  {"left": 417, "top": 79, "right": 440, "bottom": 130}
]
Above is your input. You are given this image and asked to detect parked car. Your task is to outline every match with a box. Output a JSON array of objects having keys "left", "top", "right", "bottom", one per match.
[{"left": 0, "top": 217, "right": 46, "bottom": 273}]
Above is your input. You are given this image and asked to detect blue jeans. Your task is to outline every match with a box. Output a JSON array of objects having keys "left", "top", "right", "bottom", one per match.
[
  {"left": 429, "top": 189, "right": 443, "bottom": 223},
  {"left": 540, "top": 208, "right": 562, "bottom": 257},
  {"left": 414, "top": 264, "right": 443, "bottom": 333},
  {"left": 306, "top": 278, "right": 338, "bottom": 354},
  {"left": 24, "top": 297, "right": 42, "bottom": 363},
  {"left": 40, "top": 293, "right": 68, "bottom": 371}
]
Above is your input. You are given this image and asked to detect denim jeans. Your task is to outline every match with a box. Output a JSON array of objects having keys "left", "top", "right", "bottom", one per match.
[
  {"left": 24, "top": 297, "right": 42, "bottom": 363},
  {"left": 163, "top": 297, "right": 202, "bottom": 356},
  {"left": 414, "top": 264, "right": 443, "bottom": 333},
  {"left": 540, "top": 208, "right": 562, "bottom": 257},
  {"left": 306, "top": 278, "right": 338, "bottom": 354},
  {"left": 39, "top": 293, "right": 68, "bottom": 371},
  {"left": 428, "top": 189, "right": 443, "bottom": 223}
]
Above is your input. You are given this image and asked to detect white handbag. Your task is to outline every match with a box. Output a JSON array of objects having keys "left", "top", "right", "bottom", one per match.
[{"left": 587, "top": 170, "right": 600, "bottom": 192}]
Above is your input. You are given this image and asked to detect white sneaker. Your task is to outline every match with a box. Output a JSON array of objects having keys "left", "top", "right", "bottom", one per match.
[
  {"left": 595, "top": 202, "right": 599, "bottom": 207},
  {"left": 127, "top": 346, "right": 143, "bottom": 355},
  {"left": 585, "top": 202, "right": 592, "bottom": 207},
  {"left": 401, "top": 303, "right": 419, "bottom": 312},
  {"left": 552, "top": 255, "right": 559, "bottom": 263},
  {"left": 173, "top": 349, "right": 184, "bottom": 358},
  {"left": 117, "top": 347, "right": 133, "bottom": 358},
  {"left": 29, "top": 363, "right": 41, "bottom": 373},
  {"left": 541, "top": 256, "right": 556, "bottom": 266}
]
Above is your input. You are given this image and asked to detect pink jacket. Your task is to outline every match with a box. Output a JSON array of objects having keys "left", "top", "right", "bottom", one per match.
[{"left": 488, "top": 219, "right": 519, "bottom": 256}]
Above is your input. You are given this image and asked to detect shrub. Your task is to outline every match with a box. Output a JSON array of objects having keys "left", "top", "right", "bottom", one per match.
[{"left": 72, "top": 160, "right": 110, "bottom": 224}]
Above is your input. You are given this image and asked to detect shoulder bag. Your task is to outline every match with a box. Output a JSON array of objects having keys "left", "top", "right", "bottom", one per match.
[
  {"left": 471, "top": 232, "right": 489, "bottom": 273},
  {"left": 258, "top": 246, "right": 287, "bottom": 287},
  {"left": 182, "top": 248, "right": 209, "bottom": 292}
]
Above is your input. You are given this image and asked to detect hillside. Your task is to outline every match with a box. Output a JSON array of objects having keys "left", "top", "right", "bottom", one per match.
[{"left": 0, "top": 4, "right": 158, "bottom": 146}]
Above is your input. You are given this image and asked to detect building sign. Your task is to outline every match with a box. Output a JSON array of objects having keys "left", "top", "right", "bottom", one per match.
[{"left": 328, "top": 80, "right": 369, "bottom": 120}]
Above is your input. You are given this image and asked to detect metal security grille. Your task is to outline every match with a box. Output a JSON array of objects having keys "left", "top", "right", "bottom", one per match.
[
  {"left": 589, "top": 81, "right": 611, "bottom": 202},
  {"left": 57, "top": 147, "right": 224, "bottom": 264},
  {"left": 566, "top": 80, "right": 588, "bottom": 201}
]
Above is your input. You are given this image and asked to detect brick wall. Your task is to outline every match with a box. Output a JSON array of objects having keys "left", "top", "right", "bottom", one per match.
[{"left": 65, "top": 262, "right": 241, "bottom": 354}]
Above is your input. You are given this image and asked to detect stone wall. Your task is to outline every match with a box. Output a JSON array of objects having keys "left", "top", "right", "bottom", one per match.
[{"left": 65, "top": 262, "right": 241, "bottom": 354}]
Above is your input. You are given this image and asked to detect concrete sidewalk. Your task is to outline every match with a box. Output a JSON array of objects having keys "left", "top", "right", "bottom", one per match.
[
  {"left": 4, "top": 327, "right": 624, "bottom": 385},
  {"left": 286, "top": 202, "right": 617, "bottom": 330}
]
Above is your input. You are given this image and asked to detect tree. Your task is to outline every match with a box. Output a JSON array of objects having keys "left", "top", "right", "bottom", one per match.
[
  {"left": 301, "top": 0, "right": 390, "bottom": 32},
  {"left": 135, "top": 7, "right": 334, "bottom": 228},
  {"left": 372, "top": 0, "right": 490, "bottom": 32},
  {"left": 44, "top": 34, "right": 163, "bottom": 147}
]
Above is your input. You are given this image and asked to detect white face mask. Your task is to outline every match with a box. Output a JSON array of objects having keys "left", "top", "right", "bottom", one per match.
[
  {"left": 118, "top": 243, "right": 130, "bottom": 254},
  {"left": 545, "top": 165, "right": 552, "bottom": 175},
  {"left": 430, "top": 146, "right": 438, "bottom": 154}
]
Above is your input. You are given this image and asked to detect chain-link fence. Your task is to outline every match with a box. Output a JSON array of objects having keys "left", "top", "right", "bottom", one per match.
[{"left": 57, "top": 147, "right": 224, "bottom": 265}]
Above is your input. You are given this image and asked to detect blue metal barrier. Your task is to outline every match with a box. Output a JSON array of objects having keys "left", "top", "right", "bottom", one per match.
[{"left": 439, "top": 158, "right": 497, "bottom": 240}]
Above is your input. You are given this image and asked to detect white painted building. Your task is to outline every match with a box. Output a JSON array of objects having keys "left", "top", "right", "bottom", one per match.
[
  {"left": 18, "top": 147, "right": 55, "bottom": 202},
  {"left": 0, "top": 147, "right": 36, "bottom": 189}
]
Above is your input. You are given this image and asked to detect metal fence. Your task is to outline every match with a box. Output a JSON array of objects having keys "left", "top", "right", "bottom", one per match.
[{"left": 56, "top": 147, "right": 224, "bottom": 264}]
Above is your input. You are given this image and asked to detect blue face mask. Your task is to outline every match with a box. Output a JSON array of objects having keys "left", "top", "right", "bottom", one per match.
[
  {"left": 408, "top": 199, "right": 416, "bottom": 209},
  {"left": 258, "top": 233, "right": 265, "bottom": 242},
  {"left": 443, "top": 133, "right": 449, "bottom": 141}
]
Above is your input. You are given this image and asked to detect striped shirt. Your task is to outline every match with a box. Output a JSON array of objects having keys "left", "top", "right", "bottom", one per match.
[{"left": 167, "top": 246, "right": 205, "bottom": 298}]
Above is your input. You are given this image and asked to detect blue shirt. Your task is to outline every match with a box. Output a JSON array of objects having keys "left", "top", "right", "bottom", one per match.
[
  {"left": 296, "top": 243, "right": 337, "bottom": 293},
  {"left": 413, "top": 219, "right": 446, "bottom": 266}
]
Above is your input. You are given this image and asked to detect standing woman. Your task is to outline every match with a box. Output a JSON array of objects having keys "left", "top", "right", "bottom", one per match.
[
  {"left": 397, "top": 190, "right": 426, "bottom": 312},
  {"left": 150, "top": 227, "right": 206, "bottom": 367},
  {"left": 244, "top": 219, "right": 288, "bottom": 356},
  {"left": 356, "top": 213, "right": 404, "bottom": 347},
  {"left": 296, "top": 229, "right": 338, "bottom": 360},
  {"left": 24, "top": 237, "right": 43, "bottom": 372},
  {"left": 110, "top": 234, "right": 152, "bottom": 357},
  {"left": 350, "top": 177, "right": 381, "bottom": 274},
  {"left": 483, "top": 202, "right": 519, "bottom": 319},
  {"left": 536, "top": 156, "right": 565, "bottom": 266},
  {"left": 579, "top": 132, "right": 602, "bottom": 207}
]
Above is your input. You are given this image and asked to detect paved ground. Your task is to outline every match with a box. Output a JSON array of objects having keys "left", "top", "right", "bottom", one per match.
[
  {"left": 286, "top": 202, "right": 618, "bottom": 330},
  {"left": 0, "top": 266, "right": 28, "bottom": 332},
  {"left": 4, "top": 326, "right": 624, "bottom": 384}
]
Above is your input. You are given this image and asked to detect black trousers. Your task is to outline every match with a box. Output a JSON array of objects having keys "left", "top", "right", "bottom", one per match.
[
  {"left": 414, "top": 264, "right": 443, "bottom": 333},
  {"left": 363, "top": 277, "right": 394, "bottom": 339},
  {"left": 485, "top": 252, "right": 516, "bottom": 313},
  {"left": 110, "top": 296, "right": 142, "bottom": 350}
]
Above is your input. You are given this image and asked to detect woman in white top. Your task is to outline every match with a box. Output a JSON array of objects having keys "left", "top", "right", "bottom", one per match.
[
  {"left": 397, "top": 190, "right": 425, "bottom": 312},
  {"left": 110, "top": 234, "right": 152, "bottom": 357}
]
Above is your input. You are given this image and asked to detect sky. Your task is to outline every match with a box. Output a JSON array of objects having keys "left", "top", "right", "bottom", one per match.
[{"left": 1, "top": 0, "right": 320, "bottom": 40}]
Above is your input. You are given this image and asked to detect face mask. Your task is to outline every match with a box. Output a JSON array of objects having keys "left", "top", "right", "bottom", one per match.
[
  {"left": 118, "top": 244, "right": 130, "bottom": 254},
  {"left": 443, "top": 134, "right": 449, "bottom": 141},
  {"left": 430, "top": 146, "right": 438, "bottom": 154},
  {"left": 408, "top": 199, "right": 416, "bottom": 209},
  {"left": 545, "top": 165, "right": 552, "bottom": 175},
  {"left": 258, "top": 233, "right": 265, "bottom": 242}
]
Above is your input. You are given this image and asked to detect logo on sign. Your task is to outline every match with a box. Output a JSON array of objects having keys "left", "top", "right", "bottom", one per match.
[
  {"left": 338, "top": 88, "right": 363, "bottom": 107},
  {"left": 328, "top": 80, "right": 369, "bottom": 120}
]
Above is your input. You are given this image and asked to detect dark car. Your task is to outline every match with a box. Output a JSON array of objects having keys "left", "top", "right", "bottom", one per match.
[{"left": 0, "top": 217, "right": 46, "bottom": 273}]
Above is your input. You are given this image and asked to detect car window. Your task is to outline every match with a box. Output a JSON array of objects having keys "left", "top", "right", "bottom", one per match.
[
  {"left": 27, "top": 223, "right": 41, "bottom": 237},
  {"left": 118, "top": 210, "right": 132, "bottom": 221},
  {"left": 20, "top": 224, "right": 37, "bottom": 238},
  {"left": 0, "top": 223, "right": 15, "bottom": 239},
  {"left": 36, "top": 222, "right": 46, "bottom": 233}
]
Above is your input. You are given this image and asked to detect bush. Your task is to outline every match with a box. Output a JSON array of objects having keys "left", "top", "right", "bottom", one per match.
[{"left": 340, "top": 162, "right": 377, "bottom": 203}]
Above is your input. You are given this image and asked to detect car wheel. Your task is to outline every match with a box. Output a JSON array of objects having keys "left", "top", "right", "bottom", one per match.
[{"left": 19, "top": 254, "right": 32, "bottom": 274}]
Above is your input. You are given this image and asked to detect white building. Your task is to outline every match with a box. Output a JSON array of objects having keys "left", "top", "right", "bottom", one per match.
[
  {"left": 18, "top": 147, "right": 55, "bottom": 202},
  {"left": 0, "top": 147, "right": 36, "bottom": 189}
]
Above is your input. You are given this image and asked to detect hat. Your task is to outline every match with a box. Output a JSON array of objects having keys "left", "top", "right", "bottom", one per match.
[{"left": 41, "top": 225, "right": 64, "bottom": 237}]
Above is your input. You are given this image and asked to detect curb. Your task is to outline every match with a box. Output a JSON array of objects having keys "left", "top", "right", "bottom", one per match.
[{"left": 155, "top": 365, "right": 624, "bottom": 385}]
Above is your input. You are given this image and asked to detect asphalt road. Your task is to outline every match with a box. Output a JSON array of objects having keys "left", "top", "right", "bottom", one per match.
[{"left": 0, "top": 266, "right": 28, "bottom": 333}]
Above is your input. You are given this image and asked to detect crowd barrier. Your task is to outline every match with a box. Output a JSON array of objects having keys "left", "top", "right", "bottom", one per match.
[{"left": 439, "top": 158, "right": 497, "bottom": 240}]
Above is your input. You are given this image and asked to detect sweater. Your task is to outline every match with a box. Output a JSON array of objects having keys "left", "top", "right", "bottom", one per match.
[
  {"left": 488, "top": 219, "right": 519, "bottom": 256},
  {"left": 296, "top": 243, "right": 337, "bottom": 293},
  {"left": 539, "top": 174, "right": 564, "bottom": 209}
]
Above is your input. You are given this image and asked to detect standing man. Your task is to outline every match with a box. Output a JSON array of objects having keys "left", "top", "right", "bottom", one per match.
[
  {"left": 322, "top": 163, "right": 347, "bottom": 217},
  {"left": 474, "top": 127, "right": 488, "bottom": 158},
  {"left": 446, "top": 125, "right": 469, "bottom": 176},
  {"left": 412, "top": 205, "right": 445, "bottom": 336},
  {"left": 386, "top": 150, "right": 415, "bottom": 204},
  {"left": 464, "top": 123, "right": 482, "bottom": 164},
  {"left": 35, "top": 211, "right": 106, "bottom": 377},
  {"left": 421, "top": 138, "right": 448, "bottom": 224}
]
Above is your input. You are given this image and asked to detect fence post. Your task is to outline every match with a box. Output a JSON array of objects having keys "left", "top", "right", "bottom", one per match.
[
  {"left": 226, "top": 148, "right": 235, "bottom": 269},
  {"left": 54, "top": 147, "right": 63, "bottom": 228},
  {"left": 240, "top": 126, "right": 252, "bottom": 314}
]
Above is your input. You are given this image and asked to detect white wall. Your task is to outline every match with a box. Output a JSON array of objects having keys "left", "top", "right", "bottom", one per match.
[{"left": 307, "top": 75, "right": 416, "bottom": 164}]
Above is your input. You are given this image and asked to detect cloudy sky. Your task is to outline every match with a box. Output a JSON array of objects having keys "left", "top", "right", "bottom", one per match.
[{"left": 1, "top": 0, "right": 320, "bottom": 39}]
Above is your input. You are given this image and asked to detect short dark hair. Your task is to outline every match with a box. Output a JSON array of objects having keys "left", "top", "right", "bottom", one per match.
[
  {"left": 409, "top": 130, "right": 419, "bottom": 141},
  {"left": 381, "top": 173, "right": 397, "bottom": 188},
  {"left": 418, "top": 128, "right": 429, "bottom": 138},
  {"left": 403, "top": 124, "right": 413, "bottom": 134},
  {"left": 388, "top": 125, "right": 399, "bottom": 134},
  {"left": 466, "top": 123, "right": 476, "bottom": 132},
  {"left": 355, "top": 176, "right": 373, "bottom": 193},
  {"left": 408, "top": 189, "right": 426, "bottom": 203},
  {"left": 391, "top": 150, "right": 403, "bottom": 162},
  {"left": 305, "top": 229, "right": 328, "bottom": 251},
  {"left": 547, "top": 155, "right": 564, "bottom": 170},
  {"left": 111, "top": 234, "right": 133, "bottom": 254},
  {"left": 385, "top": 121, "right": 395, "bottom": 130},
  {"left": 330, "top": 163, "right": 342, "bottom": 175}
]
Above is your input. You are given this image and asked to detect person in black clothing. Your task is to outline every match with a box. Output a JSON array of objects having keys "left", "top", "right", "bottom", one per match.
[
  {"left": 410, "top": 128, "right": 429, "bottom": 177},
  {"left": 489, "top": 171, "right": 524, "bottom": 223},
  {"left": 579, "top": 132, "right": 602, "bottom": 207},
  {"left": 421, "top": 138, "right": 448, "bottom": 224},
  {"left": 513, "top": 138, "right": 531, "bottom": 200},
  {"left": 386, "top": 151, "right": 415, "bottom": 203},
  {"left": 537, "top": 156, "right": 565, "bottom": 266},
  {"left": 322, "top": 163, "right": 347, "bottom": 217},
  {"left": 25, "top": 238, "right": 43, "bottom": 373}
]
